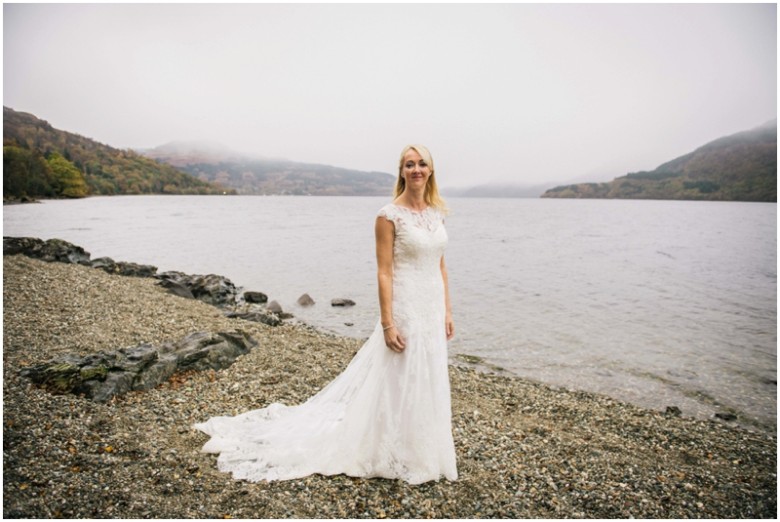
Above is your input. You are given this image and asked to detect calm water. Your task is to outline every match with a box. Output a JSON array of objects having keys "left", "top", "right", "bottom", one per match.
[{"left": 4, "top": 196, "right": 776, "bottom": 430}]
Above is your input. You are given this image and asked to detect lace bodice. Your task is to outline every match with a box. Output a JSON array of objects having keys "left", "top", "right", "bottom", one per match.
[
  {"left": 377, "top": 204, "right": 447, "bottom": 269},
  {"left": 377, "top": 203, "right": 444, "bottom": 232},
  {"left": 377, "top": 203, "right": 448, "bottom": 335}
]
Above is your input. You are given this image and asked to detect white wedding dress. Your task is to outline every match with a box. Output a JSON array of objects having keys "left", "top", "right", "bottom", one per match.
[{"left": 194, "top": 203, "right": 457, "bottom": 484}]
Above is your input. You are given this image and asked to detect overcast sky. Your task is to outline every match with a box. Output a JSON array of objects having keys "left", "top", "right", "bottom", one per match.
[{"left": 4, "top": 3, "right": 776, "bottom": 188}]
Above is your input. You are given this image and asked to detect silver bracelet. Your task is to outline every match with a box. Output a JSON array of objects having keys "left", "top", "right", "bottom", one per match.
[{"left": 382, "top": 324, "right": 394, "bottom": 331}]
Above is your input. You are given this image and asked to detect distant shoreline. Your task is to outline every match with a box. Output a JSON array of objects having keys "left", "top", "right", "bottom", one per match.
[{"left": 3, "top": 196, "right": 41, "bottom": 205}]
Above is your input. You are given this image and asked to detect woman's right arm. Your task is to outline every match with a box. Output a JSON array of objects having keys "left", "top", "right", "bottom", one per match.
[{"left": 376, "top": 216, "right": 406, "bottom": 353}]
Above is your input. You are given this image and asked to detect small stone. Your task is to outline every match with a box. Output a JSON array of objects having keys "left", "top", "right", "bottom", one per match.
[
  {"left": 244, "top": 291, "right": 268, "bottom": 304},
  {"left": 297, "top": 293, "right": 315, "bottom": 306},
  {"left": 331, "top": 298, "right": 355, "bottom": 307},
  {"left": 664, "top": 406, "right": 682, "bottom": 417}
]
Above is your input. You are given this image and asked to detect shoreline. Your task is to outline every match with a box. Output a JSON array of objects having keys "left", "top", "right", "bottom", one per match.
[{"left": 3, "top": 254, "right": 776, "bottom": 518}]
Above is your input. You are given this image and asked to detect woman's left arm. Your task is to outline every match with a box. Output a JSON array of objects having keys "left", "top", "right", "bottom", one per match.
[{"left": 441, "top": 255, "right": 454, "bottom": 341}]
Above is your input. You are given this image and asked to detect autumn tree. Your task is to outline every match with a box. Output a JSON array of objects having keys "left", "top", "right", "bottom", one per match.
[{"left": 46, "top": 152, "right": 89, "bottom": 198}]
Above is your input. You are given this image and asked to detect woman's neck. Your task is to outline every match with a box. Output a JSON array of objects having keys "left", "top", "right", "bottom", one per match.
[{"left": 398, "top": 188, "right": 426, "bottom": 210}]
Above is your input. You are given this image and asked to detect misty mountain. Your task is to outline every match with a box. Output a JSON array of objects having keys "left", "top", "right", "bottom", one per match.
[
  {"left": 3, "top": 107, "right": 232, "bottom": 199},
  {"left": 136, "top": 140, "right": 260, "bottom": 166},
  {"left": 141, "top": 142, "right": 395, "bottom": 196},
  {"left": 542, "top": 120, "right": 777, "bottom": 202}
]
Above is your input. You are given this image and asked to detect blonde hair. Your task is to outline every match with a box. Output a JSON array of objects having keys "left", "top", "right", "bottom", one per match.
[{"left": 394, "top": 144, "right": 448, "bottom": 212}]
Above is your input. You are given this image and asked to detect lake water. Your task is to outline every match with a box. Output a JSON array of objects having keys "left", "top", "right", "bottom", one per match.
[{"left": 4, "top": 196, "right": 776, "bottom": 431}]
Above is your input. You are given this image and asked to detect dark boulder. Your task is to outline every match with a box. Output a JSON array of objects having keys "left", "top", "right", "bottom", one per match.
[
  {"left": 115, "top": 261, "right": 157, "bottom": 278},
  {"left": 92, "top": 257, "right": 157, "bottom": 278},
  {"left": 90, "top": 257, "right": 118, "bottom": 272},
  {"left": 6, "top": 237, "right": 157, "bottom": 277},
  {"left": 4, "top": 236, "right": 91, "bottom": 265},
  {"left": 156, "top": 271, "right": 238, "bottom": 307},
  {"left": 175, "top": 331, "right": 253, "bottom": 372},
  {"left": 664, "top": 406, "right": 682, "bottom": 417},
  {"left": 157, "top": 278, "right": 195, "bottom": 299},
  {"left": 244, "top": 291, "right": 268, "bottom": 304},
  {"left": 331, "top": 298, "right": 356, "bottom": 307}
]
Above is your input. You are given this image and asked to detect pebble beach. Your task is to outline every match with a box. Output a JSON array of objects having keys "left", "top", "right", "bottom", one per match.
[{"left": 3, "top": 254, "right": 777, "bottom": 518}]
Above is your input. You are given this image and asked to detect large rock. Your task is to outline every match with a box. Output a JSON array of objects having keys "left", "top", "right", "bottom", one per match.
[
  {"left": 90, "top": 257, "right": 117, "bottom": 272},
  {"left": 174, "top": 331, "right": 254, "bottom": 372},
  {"left": 5, "top": 237, "right": 157, "bottom": 277},
  {"left": 4, "top": 236, "right": 91, "bottom": 265},
  {"left": 91, "top": 257, "right": 158, "bottom": 277},
  {"left": 117, "top": 261, "right": 157, "bottom": 278},
  {"left": 156, "top": 271, "right": 238, "bottom": 307},
  {"left": 20, "top": 330, "right": 257, "bottom": 402},
  {"left": 156, "top": 278, "right": 196, "bottom": 299}
]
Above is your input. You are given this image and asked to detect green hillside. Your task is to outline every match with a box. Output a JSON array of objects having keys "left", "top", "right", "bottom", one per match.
[
  {"left": 3, "top": 107, "right": 233, "bottom": 200},
  {"left": 542, "top": 121, "right": 777, "bottom": 202}
]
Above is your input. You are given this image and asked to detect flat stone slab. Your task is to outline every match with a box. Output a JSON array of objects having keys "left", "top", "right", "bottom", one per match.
[{"left": 20, "top": 330, "right": 257, "bottom": 403}]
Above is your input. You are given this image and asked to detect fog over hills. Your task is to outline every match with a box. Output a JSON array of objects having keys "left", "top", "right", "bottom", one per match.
[
  {"left": 136, "top": 141, "right": 244, "bottom": 166},
  {"left": 139, "top": 142, "right": 395, "bottom": 196}
]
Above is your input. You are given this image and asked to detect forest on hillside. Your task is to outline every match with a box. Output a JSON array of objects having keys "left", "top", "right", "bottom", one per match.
[
  {"left": 543, "top": 121, "right": 776, "bottom": 202},
  {"left": 3, "top": 107, "right": 232, "bottom": 200}
]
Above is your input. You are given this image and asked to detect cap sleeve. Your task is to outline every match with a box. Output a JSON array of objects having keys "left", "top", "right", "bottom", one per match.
[{"left": 377, "top": 204, "right": 400, "bottom": 226}]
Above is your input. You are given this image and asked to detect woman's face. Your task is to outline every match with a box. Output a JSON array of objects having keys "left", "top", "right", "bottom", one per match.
[{"left": 401, "top": 148, "right": 432, "bottom": 191}]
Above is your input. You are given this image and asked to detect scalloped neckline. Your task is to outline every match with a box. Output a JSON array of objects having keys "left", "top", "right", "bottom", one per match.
[{"left": 391, "top": 203, "right": 430, "bottom": 214}]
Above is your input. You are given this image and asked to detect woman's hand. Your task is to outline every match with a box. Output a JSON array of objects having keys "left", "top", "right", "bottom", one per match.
[
  {"left": 383, "top": 326, "right": 406, "bottom": 353},
  {"left": 445, "top": 313, "right": 455, "bottom": 341}
]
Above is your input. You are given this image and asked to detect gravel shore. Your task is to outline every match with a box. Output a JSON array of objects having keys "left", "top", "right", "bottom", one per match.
[{"left": 3, "top": 254, "right": 776, "bottom": 518}]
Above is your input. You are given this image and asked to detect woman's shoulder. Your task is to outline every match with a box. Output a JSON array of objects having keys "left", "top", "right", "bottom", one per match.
[{"left": 376, "top": 202, "right": 397, "bottom": 218}]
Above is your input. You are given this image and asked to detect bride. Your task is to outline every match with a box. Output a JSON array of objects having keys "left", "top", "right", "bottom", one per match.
[{"left": 194, "top": 144, "right": 458, "bottom": 485}]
